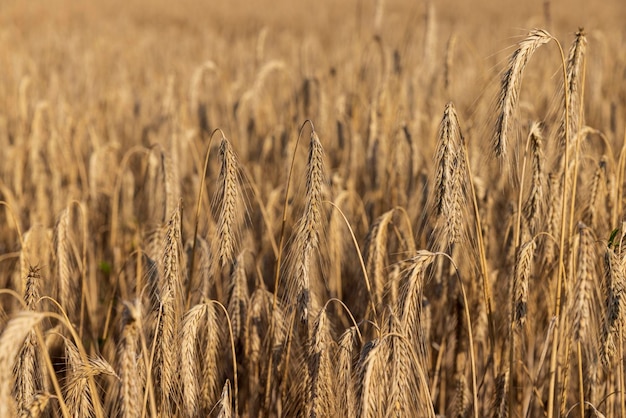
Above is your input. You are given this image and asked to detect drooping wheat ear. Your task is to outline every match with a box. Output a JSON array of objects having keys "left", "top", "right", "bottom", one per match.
[
  {"left": 228, "top": 251, "right": 249, "bottom": 343},
  {"left": 14, "top": 267, "right": 44, "bottom": 415},
  {"left": 291, "top": 129, "right": 326, "bottom": 325},
  {"left": 433, "top": 102, "right": 466, "bottom": 249},
  {"left": 307, "top": 307, "right": 336, "bottom": 417},
  {"left": 491, "top": 370, "right": 509, "bottom": 418},
  {"left": 364, "top": 209, "right": 394, "bottom": 310},
  {"left": 601, "top": 248, "right": 626, "bottom": 366},
  {"left": 493, "top": 29, "right": 552, "bottom": 158},
  {"left": 118, "top": 300, "right": 142, "bottom": 418},
  {"left": 337, "top": 326, "right": 359, "bottom": 417},
  {"left": 513, "top": 237, "right": 536, "bottom": 328},
  {"left": 154, "top": 202, "right": 183, "bottom": 414},
  {"left": 65, "top": 341, "right": 117, "bottom": 418},
  {"left": 356, "top": 339, "right": 389, "bottom": 418},
  {"left": 54, "top": 207, "right": 77, "bottom": 320},
  {"left": 0, "top": 312, "right": 45, "bottom": 418},
  {"left": 571, "top": 223, "right": 595, "bottom": 342},
  {"left": 216, "top": 380, "right": 233, "bottom": 418},
  {"left": 523, "top": 123, "right": 545, "bottom": 234},
  {"left": 199, "top": 303, "right": 221, "bottom": 411},
  {"left": 215, "top": 136, "right": 244, "bottom": 269},
  {"left": 397, "top": 251, "right": 436, "bottom": 359},
  {"left": 559, "top": 28, "right": 587, "bottom": 147},
  {"left": 180, "top": 302, "right": 209, "bottom": 418}
]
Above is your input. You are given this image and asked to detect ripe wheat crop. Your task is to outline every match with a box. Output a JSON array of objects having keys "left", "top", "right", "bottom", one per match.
[{"left": 0, "top": 0, "right": 625, "bottom": 417}]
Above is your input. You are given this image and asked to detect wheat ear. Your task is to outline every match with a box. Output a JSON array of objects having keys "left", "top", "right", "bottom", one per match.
[
  {"left": 307, "top": 307, "right": 336, "bottom": 417},
  {"left": 228, "top": 251, "right": 249, "bottom": 343},
  {"left": 180, "top": 302, "right": 209, "bottom": 418},
  {"left": 493, "top": 29, "right": 552, "bottom": 158},
  {"left": 118, "top": 300, "right": 142, "bottom": 418},
  {"left": 215, "top": 136, "right": 244, "bottom": 268},
  {"left": 292, "top": 128, "right": 325, "bottom": 325},
  {"left": 153, "top": 203, "right": 183, "bottom": 415},
  {"left": 433, "top": 102, "right": 466, "bottom": 249},
  {"left": 523, "top": 123, "right": 545, "bottom": 234},
  {"left": 2, "top": 312, "right": 46, "bottom": 418}
]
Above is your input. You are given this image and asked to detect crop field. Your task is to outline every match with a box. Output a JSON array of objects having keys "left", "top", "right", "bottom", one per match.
[{"left": 1, "top": 0, "right": 626, "bottom": 417}]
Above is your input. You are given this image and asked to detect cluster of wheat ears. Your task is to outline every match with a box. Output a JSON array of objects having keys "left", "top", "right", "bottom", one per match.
[{"left": 1, "top": 1, "right": 626, "bottom": 417}]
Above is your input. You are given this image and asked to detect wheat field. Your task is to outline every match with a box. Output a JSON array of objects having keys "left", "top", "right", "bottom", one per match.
[{"left": 1, "top": 0, "right": 626, "bottom": 417}]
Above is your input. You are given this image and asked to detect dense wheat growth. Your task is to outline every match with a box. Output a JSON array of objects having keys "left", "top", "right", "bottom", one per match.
[{"left": 1, "top": 0, "right": 626, "bottom": 416}]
